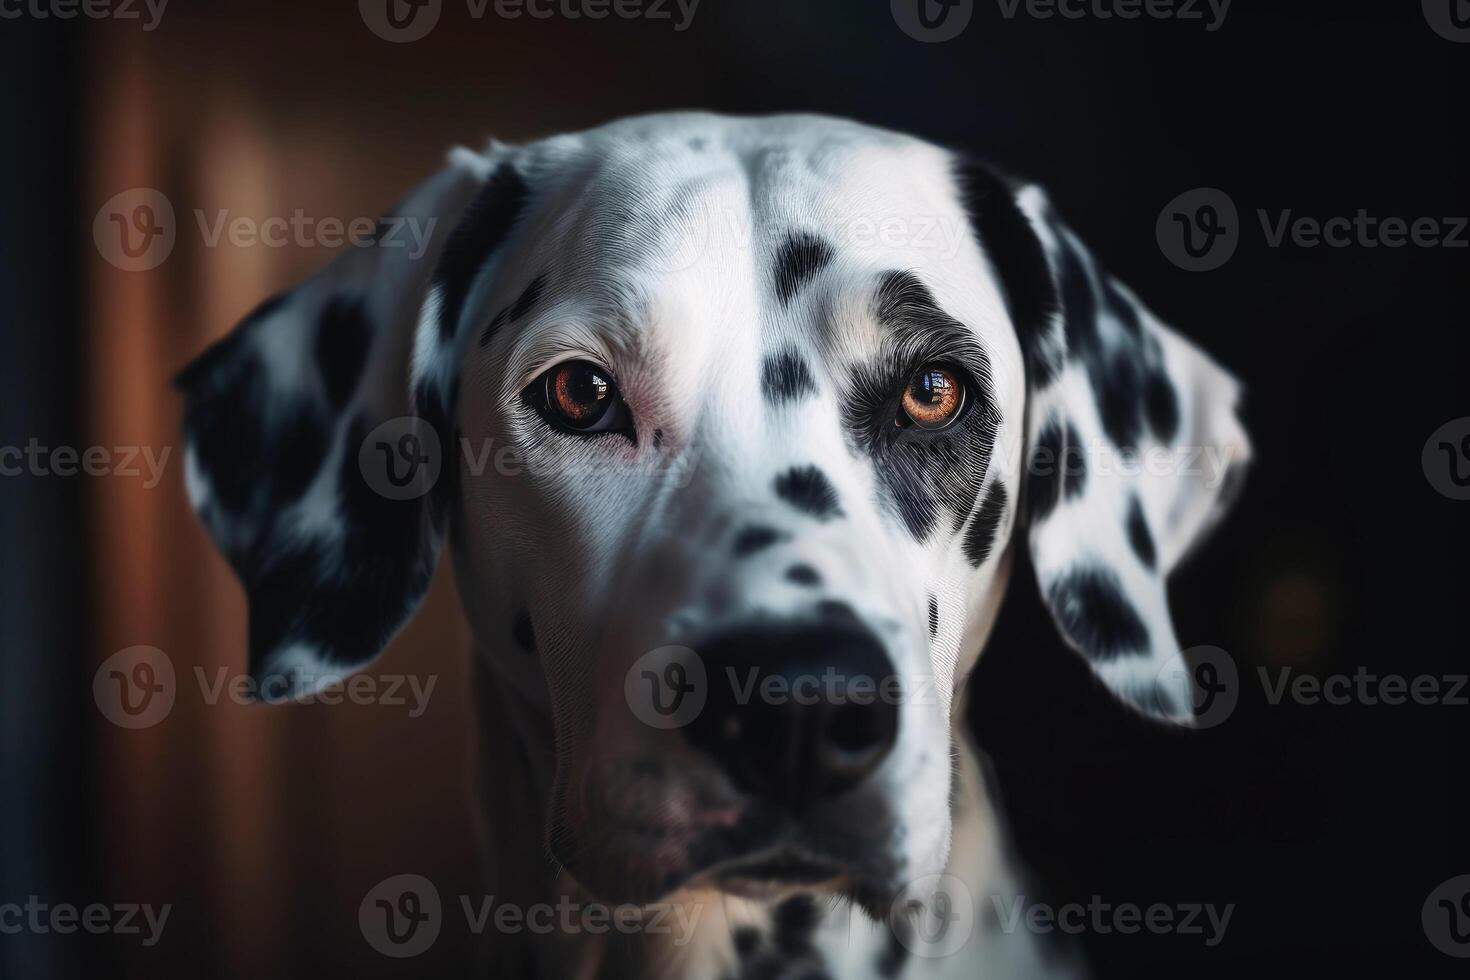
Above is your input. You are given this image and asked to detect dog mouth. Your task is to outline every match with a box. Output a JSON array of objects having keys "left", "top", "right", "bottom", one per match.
[{"left": 710, "top": 849, "right": 848, "bottom": 891}]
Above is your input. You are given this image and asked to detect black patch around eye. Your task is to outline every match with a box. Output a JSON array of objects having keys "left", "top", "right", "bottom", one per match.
[
  {"left": 733, "top": 525, "right": 784, "bottom": 557},
  {"left": 928, "top": 595, "right": 939, "bottom": 639},
  {"left": 953, "top": 159, "right": 1064, "bottom": 388},
  {"left": 315, "top": 294, "right": 371, "bottom": 410},
  {"left": 1045, "top": 566, "right": 1149, "bottom": 661},
  {"left": 772, "top": 231, "right": 835, "bottom": 305},
  {"left": 760, "top": 348, "right": 817, "bottom": 405},
  {"left": 785, "top": 564, "right": 821, "bottom": 587},
  {"left": 509, "top": 273, "right": 547, "bottom": 322},
  {"left": 844, "top": 271, "right": 998, "bottom": 542},
  {"left": 1126, "top": 495, "right": 1156, "bottom": 570},
  {"left": 512, "top": 608, "right": 537, "bottom": 654},
  {"left": 774, "top": 465, "right": 842, "bottom": 521},
  {"left": 434, "top": 163, "right": 528, "bottom": 343},
  {"left": 962, "top": 482, "right": 1009, "bottom": 567}
]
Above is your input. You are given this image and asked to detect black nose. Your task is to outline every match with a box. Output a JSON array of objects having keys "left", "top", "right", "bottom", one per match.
[{"left": 685, "top": 624, "right": 900, "bottom": 808}]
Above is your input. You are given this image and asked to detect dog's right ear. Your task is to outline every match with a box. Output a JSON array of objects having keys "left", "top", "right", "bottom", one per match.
[{"left": 177, "top": 146, "right": 529, "bottom": 701}]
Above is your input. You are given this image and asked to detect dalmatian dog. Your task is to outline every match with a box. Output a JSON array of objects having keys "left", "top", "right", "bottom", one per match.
[{"left": 177, "top": 113, "right": 1249, "bottom": 978}]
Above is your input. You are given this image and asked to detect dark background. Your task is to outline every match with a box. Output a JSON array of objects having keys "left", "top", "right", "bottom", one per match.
[{"left": 2, "top": 0, "right": 1464, "bottom": 977}]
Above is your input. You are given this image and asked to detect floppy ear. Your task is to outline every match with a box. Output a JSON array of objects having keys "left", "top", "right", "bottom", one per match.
[
  {"left": 177, "top": 145, "right": 529, "bottom": 701},
  {"left": 958, "top": 163, "right": 1250, "bottom": 723}
]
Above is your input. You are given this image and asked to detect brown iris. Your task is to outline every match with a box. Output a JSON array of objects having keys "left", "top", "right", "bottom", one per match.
[
  {"left": 900, "top": 365, "right": 965, "bottom": 430},
  {"left": 546, "top": 361, "right": 614, "bottom": 428}
]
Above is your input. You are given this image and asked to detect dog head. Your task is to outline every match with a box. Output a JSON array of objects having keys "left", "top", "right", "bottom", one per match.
[{"left": 179, "top": 113, "right": 1248, "bottom": 911}]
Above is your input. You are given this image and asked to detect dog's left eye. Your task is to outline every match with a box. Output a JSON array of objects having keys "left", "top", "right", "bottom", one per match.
[
  {"left": 898, "top": 365, "right": 967, "bottom": 431},
  {"left": 526, "top": 360, "right": 632, "bottom": 435}
]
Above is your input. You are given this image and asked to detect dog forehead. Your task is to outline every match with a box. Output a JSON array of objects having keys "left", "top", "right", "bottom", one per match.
[{"left": 508, "top": 114, "right": 1020, "bottom": 386}]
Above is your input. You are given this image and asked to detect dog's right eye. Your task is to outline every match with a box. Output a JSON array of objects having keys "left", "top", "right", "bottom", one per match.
[{"left": 527, "top": 360, "right": 632, "bottom": 435}]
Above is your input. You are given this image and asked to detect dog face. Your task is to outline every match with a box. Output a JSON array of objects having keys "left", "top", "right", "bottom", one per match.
[{"left": 179, "top": 113, "right": 1248, "bottom": 911}]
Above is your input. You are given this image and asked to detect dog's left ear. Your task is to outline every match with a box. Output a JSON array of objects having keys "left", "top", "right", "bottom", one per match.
[
  {"left": 957, "top": 163, "right": 1251, "bottom": 723},
  {"left": 177, "top": 146, "right": 528, "bottom": 700}
]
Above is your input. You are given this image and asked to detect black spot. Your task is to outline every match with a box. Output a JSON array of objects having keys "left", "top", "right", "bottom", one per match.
[
  {"left": 1027, "top": 417, "right": 1065, "bottom": 521},
  {"left": 953, "top": 159, "right": 1063, "bottom": 387},
  {"left": 774, "top": 466, "right": 842, "bottom": 521},
  {"left": 1045, "top": 566, "right": 1149, "bottom": 660},
  {"left": 434, "top": 163, "right": 528, "bottom": 343},
  {"left": 512, "top": 608, "right": 537, "bottom": 654},
  {"left": 927, "top": 595, "right": 939, "bottom": 639},
  {"left": 732, "top": 927, "right": 761, "bottom": 957},
  {"left": 773, "top": 895, "right": 820, "bottom": 955},
  {"left": 1027, "top": 418, "right": 1085, "bottom": 523},
  {"left": 245, "top": 413, "right": 437, "bottom": 673},
  {"left": 1126, "top": 496, "right": 1156, "bottom": 570},
  {"left": 817, "top": 600, "right": 859, "bottom": 626},
  {"left": 1144, "top": 370, "right": 1180, "bottom": 443},
  {"left": 510, "top": 273, "right": 547, "bottom": 322},
  {"left": 314, "top": 294, "right": 371, "bottom": 409},
  {"left": 733, "top": 526, "right": 783, "bottom": 557},
  {"left": 760, "top": 348, "right": 817, "bottom": 405},
  {"left": 1062, "top": 422, "right": 1087, "bottom": 499},
  {"left": 772, "top": 232, "right": 835, "bottom": 305},
  {"left": 962, "top": 482, "right": 1009, "bottom": 566},
  {"left": 785, "top": 564, "right": 821, "bottom": 587}
]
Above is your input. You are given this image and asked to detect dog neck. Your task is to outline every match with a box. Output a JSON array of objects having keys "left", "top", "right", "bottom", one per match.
[{"left": 469, "top": 649, "right": 1069, "bottom": 979}]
